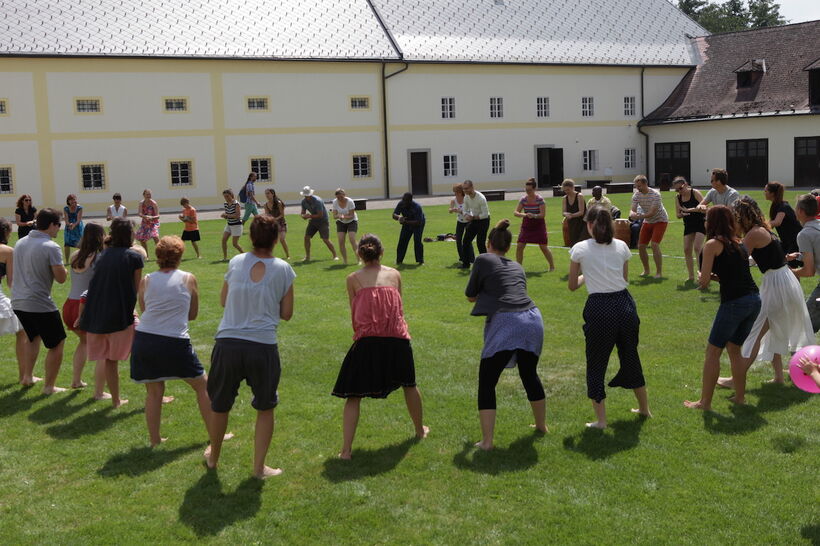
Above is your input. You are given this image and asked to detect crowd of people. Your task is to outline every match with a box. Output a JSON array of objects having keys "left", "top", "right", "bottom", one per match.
[{"left": 4, "top": 169, "right": 820, "bottom": 478}]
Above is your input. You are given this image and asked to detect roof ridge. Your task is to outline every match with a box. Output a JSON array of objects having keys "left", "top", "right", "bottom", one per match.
[
  {"left": 364, "top": 0, "right": 404, "bottom": 60},
  {"left": 699, "top": 18, "right": 820, "bottom": 39}
]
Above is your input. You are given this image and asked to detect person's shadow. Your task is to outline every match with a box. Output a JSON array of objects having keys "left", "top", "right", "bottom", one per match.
[
  {"left": 452, "top": 432, "right": 542, "bottom": 475},
  {"left": 0, "top": 387, "right": 47, "bottom": 418},
  {"left": 701, "top": 403, "right": 767, "bottom": 435},
  {"left": 322, "top": 437, "right": 417, "bottom": 482},
  {"left": 28, "top": 390, "right": 92, "bottom": 424},
  {"left": 178, "top": 471, "right": 263, "bottom": 537},
  {"left": 44, "top": 405, "right": 142, "bottom": 440},
  {"left": 748, "top": 382, "right": 812, "bottom": 413},
  {"left": 98, "top": 443, "right": 204, "bottom": 478},
  {"left": 562, "top": 416, "right": 647, "bottom": 460},
  {"left": 800, "top": 523, "right": 819, "bottom": 545}
]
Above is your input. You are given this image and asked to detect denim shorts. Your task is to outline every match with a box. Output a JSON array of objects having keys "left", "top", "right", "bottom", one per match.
[{"left": 708, "top": 292, "right": 761, "bottom": 348}]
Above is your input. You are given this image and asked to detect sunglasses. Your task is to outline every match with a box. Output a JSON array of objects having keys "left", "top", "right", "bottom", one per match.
[
  {"left": 54, "top": 222, "right": 61, "bottom": 228},
  {"left": 23, "top": 199, "right": 31, "bottom": 202}
]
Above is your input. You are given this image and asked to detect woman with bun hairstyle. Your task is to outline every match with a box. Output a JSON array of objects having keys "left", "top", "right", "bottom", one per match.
[
  {"left": 568, "top": 206, "right": 650, "bottom": 428},
  {"left": 465, "top": 219, "right": 547, "bottom": 450},
  {"left": 514, "top": 178, "right": 555, "bottom": 271},
  {"left": 332, "top": 233, "right": 428, "bottom": 459}
]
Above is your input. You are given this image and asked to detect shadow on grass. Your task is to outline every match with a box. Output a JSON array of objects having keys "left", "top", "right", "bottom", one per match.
[
  {"left": 0, "top": 387, "right": 47, "bottom": 418},
  {"left": 524, "top": 271, "right": 549, "bottom": 278},
  {"left": 178, "top": 470, "right": 263, "bottom": 537},
  {"left": 324, "top": 263, "right": 350, "bottom": 271},
  {"left": 44, "top": 406, "right": 142, "bottom": 439},
  {"left": 747, "top": 381, "right": 812, "bottom": 413},
  {"left": 771, "top": 433, "right": 806, "bottom": 454},
  {"left": 675, "top": 280, "right": 699, "bottom": 291},
  {"left": 98, "top": 443, "right": 203, "bottom": 477},
  {"left": 629, "top": 276, "right": 664, "bottom": 287},
  {"left": 800, "top": 523, "right": 819, "bottom": 545},
  {"left": 562, "top": 417, "right": 647, "bottom": 460},
  {"left": 0, "top": 382, "right": 17, "bottom": 392},
  {"left": 702, "top": 403, "right": 767, "bottom": 435},
  {"left": 322, "top": 437, "right": 417, "bottom": 482},
  {"left": 396, "top": 264, "right": 423, "bottom": 271},
  {"left": 209, "top": 259, "right": 228, "bottom": 265},
  {"left": 28, "top": 390, "right": 93, "bottom": 424},
  {"left": 452, "top": 433, "right": 542, "bottom": 474}
]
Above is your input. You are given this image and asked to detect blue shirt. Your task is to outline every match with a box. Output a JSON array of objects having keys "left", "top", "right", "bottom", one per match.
[
  {"left": 393, "top": 200, "right": 425, "bottom": 225},
  {"left": 301, "top": 195, "right": 328, "bottom": 223}
]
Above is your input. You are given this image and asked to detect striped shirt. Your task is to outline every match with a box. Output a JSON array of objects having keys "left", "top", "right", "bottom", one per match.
[
  {"left": 519, "top": 194, "right": 544, "bottom": 215},
  {"left": 224, "top": 201, "right": 242, "bottom": 225},
  {"left": 631, "top": 189, "right": 668, "bottom": 223}
]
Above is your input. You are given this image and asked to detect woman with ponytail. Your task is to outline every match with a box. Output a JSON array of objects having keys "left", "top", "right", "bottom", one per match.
[
  {"left": 465, "top": 219, "right": 547, "bottom": 450},
  {"left": 569, "top": 206, "right": 650, "bottom": 428},
  {"left": 331, "top": 233, "right": 428, "bottom": 459},
  {"left": 764, "top": 181, "right": 802, "bottom": 260}
]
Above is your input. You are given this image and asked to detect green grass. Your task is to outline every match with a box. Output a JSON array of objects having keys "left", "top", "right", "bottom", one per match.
[{"left": 0, "top": 191, "right": 818, "bottom": 544}]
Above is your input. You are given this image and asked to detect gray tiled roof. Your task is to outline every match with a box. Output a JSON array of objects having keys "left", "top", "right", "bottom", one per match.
[{"left": 0, "top": 0, "right": 705, "bottom": 65}]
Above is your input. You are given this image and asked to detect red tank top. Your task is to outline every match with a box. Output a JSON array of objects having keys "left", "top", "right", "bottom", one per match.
[{"left": 351, "top": 286, "right": 410, "bottom": 341}]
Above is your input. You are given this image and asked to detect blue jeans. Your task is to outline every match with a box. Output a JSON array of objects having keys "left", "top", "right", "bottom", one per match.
[{"left": 708, "top": 293, "right": 761, "bottom": 348}]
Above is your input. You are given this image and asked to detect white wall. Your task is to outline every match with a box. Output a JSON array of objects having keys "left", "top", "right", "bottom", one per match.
[{"left": 0, "top": 72, "right": 37, "bottom": 134}]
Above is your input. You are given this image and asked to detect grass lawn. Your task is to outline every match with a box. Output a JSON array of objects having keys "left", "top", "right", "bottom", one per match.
[{"left": 0, "top": 190, "right": 818, "bottom": 544}]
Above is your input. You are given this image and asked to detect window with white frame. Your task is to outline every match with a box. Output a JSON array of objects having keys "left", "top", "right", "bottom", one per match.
[
  {"left": 0, "top": 100, "right": 7, "bottom": 115},
  {"left": 536, "top": 96, "right": 550, "bottom": 118},
  {"left": 352, "top": 155, "right": 371, "bottom": 178},
  {"left": 491, "top": 152, "right": 506, "bottom": 174},
  {"left": 250, "top": 157, "right": 272, "bottom": 182},
  {"left": 0, "top": 167, "right": 12, "bottom": 194},
  {"left": 581, "top": 96, "right": 594, "bottom": 117},
  {"left": 490, "top": 97, "right": 504, "bottom": 118},
  {"left": 443, "top": 155, "right": 458, "bottom": 177},
  {"left": 350, "top": 96, "right": 370, "bottom": 110},
  {"left": 624, "top": 148, "right": 636, "bottom": 169},
  {"left": 81, "top": 164, "right": 105, "bottom": 190},
  {"left": 164, "top": 97, "right": 188, "bottom": 112},
  {"left": 441, "top": 97, "right": 456, "bottom": 119},
  {"left": 582, "top": 150, "right": 599, "bottom": 171},
  {"left": 624, "top": 96, "right": 636, "bottom": 116},
  {"left": 247, "top": 97, "right": 269, "bottom": 111},
  {"left": 170, "top": 161, "right": 193, "bottom": 186},
  {"left": 75, "top": 99, "right": 101, "bottom": 113}
]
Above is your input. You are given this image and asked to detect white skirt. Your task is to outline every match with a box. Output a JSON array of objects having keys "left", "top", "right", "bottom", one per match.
[
  {"left": 741, "top": 265, "right": 814, "bottom": 360},
  {"left": 0, "top": 289, "right": 21, "bottom": 336}
]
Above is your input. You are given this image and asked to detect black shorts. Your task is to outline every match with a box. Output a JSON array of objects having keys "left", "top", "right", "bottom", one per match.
[
  {"left": 208, "top": 337, "right": 281, "bottom": 412},
  {"left": 14, "top": 309, "right": 66, "bottom": 349},
  {"left": 305, "top": 220, "right": 330, "bottom": 239},
  {"left": 181, "top": 230, "right": 201, "bottom": 242},
  {"left": 336, "top": 220, "right": 358, "bottom": 233}
]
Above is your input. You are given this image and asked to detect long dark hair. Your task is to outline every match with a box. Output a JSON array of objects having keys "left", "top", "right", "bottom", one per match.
[
  {"left": 266, "top": 188, "right": 282, "bottom": 216},
  {"left": 734, "top": 195, "right": 770, "bottom": 235},
  {"left": 71, "top": 223, "right": 105, "bottom": 269},
  {"left": 765, "top": 181, "right": 785, "bottom": 220},
  {"left": 109, "top": 217, "right": 134, "bottom": 248},
  {"left": 706, "top": 205, "right": 741, "bottom": 254},
  {"left": 487, "top": 219, "right": 512, "bottom": 252},
  {"left": 585, "top": 205, "right": 613, "bottom": 244},
  {"left": 0, "top": 218, "right": 11, "bottom": 245}
]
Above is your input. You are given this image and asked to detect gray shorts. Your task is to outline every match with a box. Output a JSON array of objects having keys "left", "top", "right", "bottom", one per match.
[
  {"left": 306, "top": 219, "right": 330, "bottom": 239},
  {"left": 208, "top": 337, "right": 281, "bottom": 412},
  {"left": 336, "top": 220, "right": 358, "bottom": 233}
]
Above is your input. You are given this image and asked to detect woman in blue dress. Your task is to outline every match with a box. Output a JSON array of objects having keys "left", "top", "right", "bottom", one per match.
[{"left": 63, "top": 193, "right": 84, "bottom": 264}]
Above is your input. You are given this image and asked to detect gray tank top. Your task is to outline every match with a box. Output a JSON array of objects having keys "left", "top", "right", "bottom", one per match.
[
  {"left": 136, "top": 269, "right": 191, "bottom": 339},
  {"left": 68, "top": 264, "right": 95, "bottom": 300}
]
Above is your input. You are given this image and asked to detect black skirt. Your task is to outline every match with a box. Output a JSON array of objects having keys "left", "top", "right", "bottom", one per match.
[
  {"left": 130, "top": 330, "right": 205, "bottom": 383},
  {"left": 332, "top": 337, "right": 416, "bottom": 398}
]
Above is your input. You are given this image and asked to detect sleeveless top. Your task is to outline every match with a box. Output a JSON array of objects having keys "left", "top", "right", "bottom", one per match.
[
  {"left": 108, "top": 204, "right": 127, "bottom": 218},
  {"left": 677, "top": 190, "right": 705, "bottom": 227},
  {"left": 711, "top": 242, "right": 759, "bottom": 303},
  {"left": 224, "top": 201, "right": 242, "bottom": 226},
  {"left": 751, "top": 235, "right": 786, "bottom": 274},
  {"left": 351, "top": 286, "right": 410, "bottom": 341},
  {"left": 68, "top": 261, "right": 96, "bottom": 300},
  {"left": 136, "top": 269, "right": 192, "bottom": 339},
  {"left": 452, "top": 197, "right": 467, "bottom": 223},
  {"left": 140, "top": 202, "right": 158, "bottom": 224},
  {"left": 0, "top": 262, "right": 6, "bottom": 280}
]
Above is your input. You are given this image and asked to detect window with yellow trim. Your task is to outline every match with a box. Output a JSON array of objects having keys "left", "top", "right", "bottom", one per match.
[
  {"left": 0, "top": 100, "right": 7, "bottom": 115},
  {"left": 352, "top": 155, "right": 371, "bottom": 178},
  {"left": 350, "top": 97, "right": 370, "bottom": 110},
  {"left": 81, "top": 164, "right": 106, "bottom": 190},
  {"left": 0, "top": 167, "right": 13, "bottom": 194},
  {"left": 75, "top": 99, "right": 101, "bottom": 113},
  {"left": 170, "top": 161, "right": 193, "bottom": 186},
  {"left": 250, "top": 158, "right": 272, "bottom": 182},
  {"left": 164, "top": 97, "right": 188, "bottom": 112},
  {"left": 247, "top": 97, "right": 269, "bottom": 111}
]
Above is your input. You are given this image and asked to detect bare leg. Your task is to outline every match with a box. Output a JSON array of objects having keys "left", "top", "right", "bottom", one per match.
[
  {"left": 221, "top": 231, "right": 229, "bottom": 260},
  {"left": 140, "top": 239, "right": 148, "bottom": 252},
  {"left": 650, "top": 242, "right": 663, "bottom": 278},
  {"left": 530, "top": 398, "right": 547, "bottom": 432},
  {"left": 71, "top": 333, "right": 87, "bottom": 388},
  {"left": 18, "top": 334, "right": 40, "bottom": 385},
  {"left": 279, "top": 232, "right": 290, "bottom": 258},
  {"left": 684, "top": 343, "right": 722, "bottom": 410},
  {"left": 770, "top": 353, "right": 784, "bottom": 383},
  {"left": 253, "top": 409, "right": 281, "bottom": 478},
  {"left": 539, "top": 244, "right": 555, "bottom": 271},
  {"left": 630, "top": 386, "right": 652, "bottom": 417},
  {"left": 727, "top": 342, "right": 751, "bottom": 405},
  {"left": 348, "top": 232, "right": 358, "bottom": 262},
  {"left": 515, "top": 242, "right": 526, "bottom": 265},
  {"left": 587, "top": 399, "right": 607, "bottom": 429},
  {"left": 93, "top": 359, "right": 111, "bottom": 400},
  {"left": 476, "top": 409, "right": 495, "bottom": 450},
  {"left": 337, "top": 232, "right": 348, "bottom": 264},
  {"left": 15, "top": 331, "right": 29, "bottom": 382},
  {"left": 145, "top": 382, "right": 166, "bottom": 446},
  {"left": 403, "top": 386, "right": 428, "bottom": 438},
  {"left": 638, "top": 244, "right": 650, "bottom": 276},
  {"left": 106, "top": 359, "right": 128, "bottom": 408},
  {"left": 693, "top": 233, "right": 704, "bottom": 271},
  {"left": 64, "top": 246, "right": 70, "bottom": 264},
  {"left": 340, "top": 397, "right": 361, "bottom": 459},
  {"left": 206, "top": 411, "right": 229, "bottom": 468},
  {"left": 303, "top": 234, "right": 311, "bottom": 261},
  {"left": 42, "top": 341, "right": 66, "bottom": 394},
  {"left": 191, "top": 240, "right": 201, "bottom": 258},
  {"left": 683, "top": 233, "right": 695, "bottom": 281},
  {"left": 718, "top": 321, "right": 768, "bottom": 389},
  {"left": 185, "top": 376, "right": 214, "bottom": 438},
  {"left": 231, "top": 236, "right": 243, "bottom": 254},
  {"left": 322, "top": 238, "right": 338, "bottom": 259}
]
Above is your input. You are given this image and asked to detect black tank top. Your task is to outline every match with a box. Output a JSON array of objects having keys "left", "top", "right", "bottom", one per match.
[
  {"left": 712, "top": 241, "right": 758, "bottom": 303},
  {"left": 0, "top": 262, "right": 6, "bottom": 280},
  {"left": 751, "top": 235, "right": 786, "bottom": 274},
  {"left": 677, "top": 189, "right": 700, "bottom": 209}
]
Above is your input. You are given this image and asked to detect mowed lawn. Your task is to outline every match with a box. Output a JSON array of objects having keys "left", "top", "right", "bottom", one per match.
[{"left": 0, "top": 191, "right": 817, "bottom": 544}]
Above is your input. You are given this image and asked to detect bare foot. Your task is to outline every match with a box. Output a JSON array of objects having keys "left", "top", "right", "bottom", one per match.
[
  {"left": 728, "top": 395, "right": 747, "bottom": 405},
  {"left": 683, "top": 399, "right": 710, "bottom": 410},
  {"left": 639, "top": 271, "right": 650, "bottom": 277},
  {"left": 301, "top": 257, "right": 310, "bottom": 262},
  {"left": 20, "top": 376, "right": 43, "bottom": 387},
  {"left": 94, "top": 392, "right": 113, "bottom": 401},
  {"left": 716, "top": 376, "right": 734, "bottom": 389},
  {"left": 254, "top": 466, "right": 283, "bottom": 479},
  {"left": 71, "top": 381, "right": 87, "bottom": 389},
  {"left": 338, "top": 451, "right": 352, "bottom": 460},
  {"left": 585, "top": 421, "right": 606, "bottom": 429},
  {"left": 113, "top": 398, "right": 129, "bottom": 408},
  {"left": 631, "top": 408, "right": 652, "bottom": 418},
  {"left": 223, "top": 432, "right": 235, "bottom": 441},
  {"left": 332, "top": 256, "right": 340, "bottom": 261},
  {"left": 654, "top": 273, "right": 662, "bottom": 279},
  {"left": 162, "top": 396, "right": 175, "bottom": 404},
  {"left": 529, "top": 424, "right": 549, "bottom": 433},
  {"left": 150, "top": 438, "right": 168, "bottom": 448},
  {"left": 474, "top": 441, "right": 493, "bottom": 451},
  {"left": 43, "top": 386, "right": 67, "bottom": 395},
  {"left": 548, "top": 267, "right": 555, "bottom": 272},
  {"left": 766, "top": 378, "right": 785, "bottom": 384},
  {"left": 416, "top": 425, "right": 430, "bottom": 439}
]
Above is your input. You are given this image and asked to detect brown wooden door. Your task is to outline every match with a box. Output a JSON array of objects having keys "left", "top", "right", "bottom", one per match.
[
  {"left": 410, "top": 152, "right": 429, "bottom": 195},
  {"left": 795, "top": 137, "right": 820, "bottom": 187},
  {"left": 727, "top": 139, "right": 768, "bottom": 187}
]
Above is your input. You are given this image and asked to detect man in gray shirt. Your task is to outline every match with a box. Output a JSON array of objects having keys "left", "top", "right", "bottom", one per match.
[
  {"left": 299, "top": 186, "right": 338, "bottom": 262},
  {"left": 791, "top": 194, "right": 820, "bottom": 332},
  {"left": 12, "top": 208, "right": 68, "bottom": 393},
  {"left": 698, "top": 168, "right": 740, "bottom": 209}
]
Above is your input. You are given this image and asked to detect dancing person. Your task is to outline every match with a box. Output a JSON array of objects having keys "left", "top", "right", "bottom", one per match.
[
  {"left": 684, "top": 206, "right": 760, "bottom": 411},
  {"left": 263, "top": 188, "right": 290, "bottom": 259},
  {"left": 791, "top": 194, "right": 820, "bottom": 332},
  {"left": 178, "top": 197, "right": 201, "bottom": 259},
  {"left": 568, "top": 206, "right": 650, "bottom": 428},
  {"left": 630, "top": 175, "right": 669, "bottom": 278},
  {"left": 14, "top": 194, "right": 36, "bottom": 240},
  {"left": 392, "top": 192, "right": 425, "bottom": 265},
  {"left": 130, "top": 236, "right": 212, "bottom": 447},
  {"left": 79, "top": 217, "right": 144, "bottom": 408},
  {"left": 715, "top": 197, "right": 812, "bottom": 392},
  {"left": 698, "top": 168, "right": 739, "bottom": 209},
  {"left": 449, "top": 183, "right": 469, "bottom": 265},
  {"left": 206, "top": 215, "right": 295, "bottom": 479},
  {"left": 62, "top": 223, "right": 104, "bottom": 389},
  {"left": 673, "top": 176, "right": 706, "bottom": 282},
  {"left": 764, "top": 181, "right": 802, "bottom": 259},
  {"left": 241, "top": 172, "right": 261, "bottom": 224},
  {"left": 136, "top": 189, "right": 160, "bottom": 254},
  {"left": 62, "top": 194, "right": 84, "bottom": 264},
  {"left": 588, "top": 185, "right": 620, "bottom": 218},
  {"left": 562, "top": 179, "right": 588, "bottom": 247},
  {"left": 514, "top": 178, "right": 554, "bottom": 271},
  {"left": 106, "top": 193, "right": 127, "bottom": 222},
  {"left": 332, "top": 188, "right": 358, "bottom": 265},
  {"left": 299, "top": 186, "right": 338, "bottom": 262},
  {"left": 0, "top": 219, "right": 27, "bottom": 382},
  {"left": 461, "top": 180, "right": 490, "bottom": 269},
  {"left": 465, "top": 219, "right": 547, "bottom": 450},
  {"left": 332, "top": 233, "right": 428, "bottom": 459},
  {"left": 221, "top": 188, "right": 244, "bottom": 261},
  {"left": 11, "top": 208, "right": 67, "bottom": 392}
]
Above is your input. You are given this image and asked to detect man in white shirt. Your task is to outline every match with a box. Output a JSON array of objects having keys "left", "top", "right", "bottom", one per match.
[
  {"left": 461, "top": 180, "right": 491, "bottom": 269},
  {"left": 698, "top": 168, "right": 740, "bottom": 209}
]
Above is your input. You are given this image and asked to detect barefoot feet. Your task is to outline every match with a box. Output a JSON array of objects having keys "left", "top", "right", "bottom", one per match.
[
  {"left": 585, "top": 421, "right": 606, "bottom": 429},
  {"left": 112, "top": 398, "right": 129, "bottom": 409},
  {"left": 416, "top": 425, "right": 430, "bottom": 439},
  {"left": 716, "top": 376, "right": 734, "bottom": 389},
  {"left": 683, "top": 399, "right": 710, "bottom": 410},
  {"left": 474, "top": 440, "right": 493, "bottom": 451},
  {"left": 162, "top": 396, "right": 175, "bottom": 404},
  {"left": 94, "top": 392, "right": 112, "bottom": 401},
  {"left": 19, "top": 376, "right": 43, "bottom": 387},
  {"left": 630, "top": 408, "right": 652, "bottom": 418},
  {"left": 254, "top": 466, "right": 283, "bottom": 479}
]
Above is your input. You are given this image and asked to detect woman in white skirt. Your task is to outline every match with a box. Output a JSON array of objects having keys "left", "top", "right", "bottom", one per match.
[
  {"left": 718, "top": 196, "right": 813, "bottom": 398},
  {"left": 0, "top": 218, "right": 26, "bottom": 381}
]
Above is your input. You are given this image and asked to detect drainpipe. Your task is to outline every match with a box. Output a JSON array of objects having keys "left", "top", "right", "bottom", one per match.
[
  {"left": 381, "top": 62, "right": 408, "bottom": 200},
  {"left": 637, "top": 67, "right": 651, "bottom": 183}
]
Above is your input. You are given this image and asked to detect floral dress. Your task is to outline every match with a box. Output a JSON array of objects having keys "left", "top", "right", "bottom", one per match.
[
  {"left": 136, "top": 201, "right": 160, "bottom": 241},
  {"left": 63, "top": 205, "right": 84, "bottom": 247}
]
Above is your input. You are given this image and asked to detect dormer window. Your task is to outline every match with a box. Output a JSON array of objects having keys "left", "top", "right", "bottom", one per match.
[
  {"left": 735, "top": 59, "right": 766, "bottom": 89},
  {"left": 810, "top": 69, "right": 820, "bottom": 107}
]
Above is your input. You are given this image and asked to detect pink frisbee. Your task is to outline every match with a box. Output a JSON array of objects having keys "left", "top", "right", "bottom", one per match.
[{"left": 789, "top": 346, "right": 820, "bottom": 394}]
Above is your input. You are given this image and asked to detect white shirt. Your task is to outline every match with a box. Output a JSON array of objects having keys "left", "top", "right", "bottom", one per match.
[
  {"left": 569, "top": 238, "right": 632, "bottom": 294},
  {"left": 332, "top": 198, "right": 358, "bottom": 224},
  {"left": 108, "top": 204, "right": 127, "bottom": 218},
  {"left": 463, "top": 191, "right": 490, "bottom": 220}
]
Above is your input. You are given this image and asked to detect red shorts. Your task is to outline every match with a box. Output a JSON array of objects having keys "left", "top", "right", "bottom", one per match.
[
  {"left": 62, "top": 298, "right": 83, "bottom": 333},
  {"left": 638, "top": 222, "right": 668, "bottom": 246},
  {"left": 87, "top": 325, "right": 136, "bottom": 362}
]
